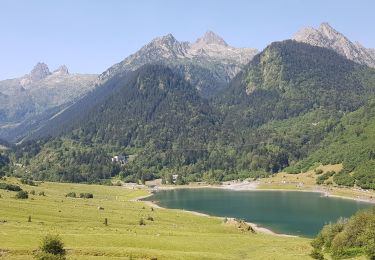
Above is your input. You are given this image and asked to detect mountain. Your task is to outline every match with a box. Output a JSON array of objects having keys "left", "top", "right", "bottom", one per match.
[
  {"left": 216, "top": 40, "right": 375, "bottom": 185},
  {"left": 294, "top": 22, "right": 375, "bottom": 68},
  {"left": 218, "top": 40, "right": 375, "bottom": 128},
  {"left": 99, "top": 31, "right": 258, "bottom": 96},
  {"left": 17, "top": 65, "right": 221, "bottom": 182},
  {"left": 0, "top": 63, "right": 97, "bottom": 141},
  {"left": 9, "top": 38, "right": 375, "bottom": 188}
]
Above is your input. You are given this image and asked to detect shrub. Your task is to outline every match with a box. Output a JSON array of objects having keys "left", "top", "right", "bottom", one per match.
[
  {"left": 314, "top": 169, "right": 324, "bottom": 175},
  {"left": 39, "top": 234, "right": 65, "bottom": 256},
  {"left": 79, "top": 193, "right": 93, "bottom": 199},
  {"left": 30, "top": 190, "right": 36, "bottom": 195},
  {"left": 316, "top": 171, "right": 336, "bottom": 185},
  {"left": 309, "top": 248, "right": 324, "bottom": 259},
  {"left": 20, "top": 178, "right": 36, "bottom": 186},
  {"left": 65, "top": 192, "right": 76, "bottom": 198},
  {"left": 139, "top": 218, "right": 145, "bottom": 225},
  {"left": 0, "top": 182, "right": 22, "bottom": 191},
  {"left": 333, "top": 171, "right": 355, "bottom": 187},
  {"left": 312, "top": 207, "right": 375, "bottom": 259},
  {"left": 147, "top": 216, "right": 154, "bottom": 221},
  {"left": 39, "top": 191, "right": 46, "bottom": 196},
  {"left": 15, "top": 190, "right": 28, "bottom": 199}
]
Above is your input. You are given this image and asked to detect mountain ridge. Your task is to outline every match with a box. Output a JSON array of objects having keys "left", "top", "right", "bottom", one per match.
[
  {"left": 294, "top": 22, "right": 375, "bottom": 68},
  {"left": 98, "top": 31, "right": 258, "bottom": 96}
]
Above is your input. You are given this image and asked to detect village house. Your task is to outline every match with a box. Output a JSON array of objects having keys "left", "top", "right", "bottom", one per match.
[{"left": 111, "top": 155, "right": 128, "bottom": 164}]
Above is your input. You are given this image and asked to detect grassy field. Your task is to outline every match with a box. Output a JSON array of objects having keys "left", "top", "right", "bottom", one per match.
[{"left": 0, "top": 178, "right": 312, "bottom": 259}]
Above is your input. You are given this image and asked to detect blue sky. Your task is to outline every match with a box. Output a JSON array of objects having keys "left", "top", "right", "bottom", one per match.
[{"left": 1, "top": 0, "right": 374, "bottom": 79}]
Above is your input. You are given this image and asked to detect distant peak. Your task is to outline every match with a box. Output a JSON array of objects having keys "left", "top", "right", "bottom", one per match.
[
  {"left": 30, "top": 62, "right": 51, "bottom": 81},
  {"left": 54, "top": 65, "right": 69, "bottom": 75},
  {"left": 151, "top": 33, "right": 178, "bottom": 45},
  {"left": 319, "top": 22, "right": 334, "bottom": 30},
  {"left": 162, "top": 33, "right": 176, "bottom": 41},
  {"left": 318, "top": 22, "right": 339, "bottom": 34},
  {"left": 294, "top": 22, "right": 342, "bottom": 41},
  {"left": 195, "top": 31, "right": 228, "bottom": 46}
]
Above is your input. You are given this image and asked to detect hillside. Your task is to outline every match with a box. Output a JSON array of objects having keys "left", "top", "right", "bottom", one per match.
[
  {"left": 293, "top": 100, "right": 375, "bottom": 189},
  {"left": 15, "top": 65, "right": 222, "bottom": 182},
  {"left": 218, "top": 40, "right": 375, "bottom": 127},
  {"left": 211, "top": 40, "right": 375, "bottom": 169}
]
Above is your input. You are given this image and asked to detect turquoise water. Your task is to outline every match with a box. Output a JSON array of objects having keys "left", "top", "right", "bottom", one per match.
[{"left": 145, "top": 188, "right": 372, "bottom": 237}]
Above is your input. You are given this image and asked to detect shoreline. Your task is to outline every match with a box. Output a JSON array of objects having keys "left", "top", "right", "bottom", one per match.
[
  {"left": 150, "top": 180, "right": 375, "bottom": 204},
  {"left": 129, "top": 180, "right": 374, "bottom": 238},
  {"left": 132, "top": 190, "right": 297, "bottom": 237}
]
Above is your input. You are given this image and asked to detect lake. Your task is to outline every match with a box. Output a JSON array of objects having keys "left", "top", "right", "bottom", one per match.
[{"left": 144, "top": 188, "right": 372, "bottom": 237}]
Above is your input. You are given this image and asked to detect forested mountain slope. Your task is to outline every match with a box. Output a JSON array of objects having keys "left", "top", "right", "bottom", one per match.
[
  {"left": 217, "top": 40, "right": 375, "bottom": 130},
  {"left": 8, "top": 41, "right": 375, "bottom": 187},
  {"left": 293, "top": 100, "right": 375, "bottom": 189},
  {"left": 13, "top": 65, "right": 222, "bottom": 182}
]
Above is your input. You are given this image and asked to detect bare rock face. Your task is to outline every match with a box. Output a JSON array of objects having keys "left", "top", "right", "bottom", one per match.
[
  {"left": 294, "top": 22, "right": 375, "bottom": 68},
  {"left": 29, "top": 62, "right": 51, "bottom": 81},
  {"left": 54, "top": 65, "right": 69, "bottom": 75},
  {"left": 194, "top": 31, "right": 229, "bottom": 47},
  {"left": 99, "top": 31, "right": 258, "bottom": 96}
]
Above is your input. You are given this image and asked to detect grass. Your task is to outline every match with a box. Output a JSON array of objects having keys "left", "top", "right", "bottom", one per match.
[{"left": 0, "top": 178, "right": 312, "bottom": 259}]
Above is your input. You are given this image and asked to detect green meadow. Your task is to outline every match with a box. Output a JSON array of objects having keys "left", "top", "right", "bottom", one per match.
[{"left": 0, "top": 179, "right": 312, "bottom": 259}]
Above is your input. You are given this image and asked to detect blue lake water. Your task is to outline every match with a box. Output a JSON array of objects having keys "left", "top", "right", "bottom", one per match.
[{"left": 145, "top": 188, "right": 372, "bottom": 237}]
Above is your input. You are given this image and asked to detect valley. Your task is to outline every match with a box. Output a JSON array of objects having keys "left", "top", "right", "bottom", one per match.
[{"left": 1, "top": 7, "right": 375, "bottom": 258}]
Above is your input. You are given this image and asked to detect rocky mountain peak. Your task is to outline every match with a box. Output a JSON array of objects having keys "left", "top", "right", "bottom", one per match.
[
  {"left": 54, "top": 65, "right": 69, "bottom": 75},
  {"left": 319, "top": 22, "right": 334, "bottom": 31},
  {"left": 195, "top": 31, "right": 228, "bottom": 46},
  {"left": 318, "top": 22, "right": 343, "bottom": 40},
  {"left": 293, "top": 22, "right": 375, "bottom": 68},
  {"left": 99, "top": 31, "right": 258, "bottom": 96},
  {"left": 30, "top": 62, "right": 51, "bottom": 81},
  {"left": 151, "top": 33, "right": 179, "bottom": 47}
]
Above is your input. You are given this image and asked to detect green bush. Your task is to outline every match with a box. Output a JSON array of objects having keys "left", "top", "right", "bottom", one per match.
[
  {"left": 333, "top": 171, "right": 355, "bottom": 187},
  {"left": 79, "top": 193, "right": 93, "bottom": 199},
  {"left": 0, "top": 182, "right": 22, "bottom": 191},
  {"left": 39, "top": 234, "right": 65, "bottom": 256},
  {"left": 316, "top": 171, "right": 336, "bottom": 185},
  {"left": 15, "top": 190, "right": 28, "bottom": 199},
  {"left": 309, "top": 248, "right": 324, "bottom": 260},
  {"left": 65, "top": 192, "right": 76, "bottom": 198},
  {"left": 312, "top": 207, "right": 375, "bottom": 259},
  {"left": 20, "top": 178, "right": 37, "bottom": 186}
]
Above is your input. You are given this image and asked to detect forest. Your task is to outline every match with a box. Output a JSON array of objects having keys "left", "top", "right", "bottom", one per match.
[{"left": 2, "top": 41, "right": 375, "bottom": 188}]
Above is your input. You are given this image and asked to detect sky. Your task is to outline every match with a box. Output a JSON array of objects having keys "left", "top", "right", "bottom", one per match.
[{"left": 1, "top": 0, "right": 374, "bottom": 79}]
